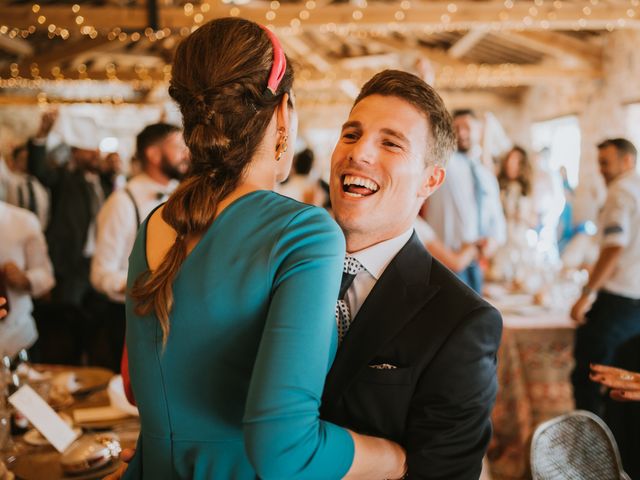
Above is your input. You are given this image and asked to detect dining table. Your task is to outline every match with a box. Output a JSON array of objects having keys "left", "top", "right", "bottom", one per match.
[
  {"left": 486, "top": 285, "right": 577, "bottom": 480},
  {"left": 3, "top": 365, "right": 139, "bottom": 480}
]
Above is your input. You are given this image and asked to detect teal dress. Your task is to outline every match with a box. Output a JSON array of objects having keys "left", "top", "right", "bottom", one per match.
[{"left": 123, "top": 191, "right": 354, "bottom": 479}]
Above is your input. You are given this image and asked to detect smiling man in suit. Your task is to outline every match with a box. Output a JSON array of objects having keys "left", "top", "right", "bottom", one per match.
[{"left": 321, "top": 70, "right": 503, "bottom": 479}]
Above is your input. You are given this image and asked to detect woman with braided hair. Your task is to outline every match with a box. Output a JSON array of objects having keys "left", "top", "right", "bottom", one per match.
[{"left": 119, "top": 17, "right": 407, "bottom": 480}]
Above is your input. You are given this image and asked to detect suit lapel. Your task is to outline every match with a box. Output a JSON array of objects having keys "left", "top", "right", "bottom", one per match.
[{"left": 324, "top": 233, "right": 440, "bottom": 399}]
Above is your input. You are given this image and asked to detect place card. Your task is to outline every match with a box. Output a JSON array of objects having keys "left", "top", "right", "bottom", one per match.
[{"left": 9, "top": 385, "right": 80, "bottom": 453}]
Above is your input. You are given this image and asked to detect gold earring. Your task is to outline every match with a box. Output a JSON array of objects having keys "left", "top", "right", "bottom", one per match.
[{"left": 275, "top": 133, "right": 288, "bottom": 162}]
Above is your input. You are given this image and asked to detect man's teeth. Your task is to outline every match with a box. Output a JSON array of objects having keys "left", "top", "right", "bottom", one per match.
[
  {"left": 343, "top": 175, "right": 379, "bottom": 192},
  {"left": 345, "top": 192, "right": 365, "bottom": 198}
]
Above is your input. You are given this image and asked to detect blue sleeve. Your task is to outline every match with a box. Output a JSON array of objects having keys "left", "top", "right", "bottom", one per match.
[{"left": 243, "top": 206, "right": 355, "bottom": 480}]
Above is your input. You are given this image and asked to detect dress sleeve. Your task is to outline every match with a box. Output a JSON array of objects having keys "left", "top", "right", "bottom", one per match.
[{"left": 243, "top": 206, "right": 355, "bottom": 480}]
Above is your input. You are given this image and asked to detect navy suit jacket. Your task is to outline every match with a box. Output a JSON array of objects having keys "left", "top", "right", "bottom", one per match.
[{"left": 321, "top": 233, "right": 502, "bottom": 479}]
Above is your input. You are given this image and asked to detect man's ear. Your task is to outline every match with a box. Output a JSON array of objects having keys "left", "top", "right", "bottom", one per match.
[{"left": 418, "top": 164, "right": 446, "bottom": 198}]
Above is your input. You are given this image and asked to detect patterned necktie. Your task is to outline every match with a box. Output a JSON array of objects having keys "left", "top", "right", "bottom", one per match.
[
  {"left": 336, "top": 256, "right": 365, "bottom": 343},
  {"left": 465, "top": 155, "right": 486, "bottom": 237}
]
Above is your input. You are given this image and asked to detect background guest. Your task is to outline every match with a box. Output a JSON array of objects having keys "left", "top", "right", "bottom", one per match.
[
  {"left": 571, "top": 138, "right": 640, "bottom": 416},
  {"left": 0, "top": 200, "right": 55, "bottom": 358},
  {"left": 0, "top": 143, "right": 50, "bottom": 230},
  {"left": 425, "top": 108, "right": 506, "bottom": 293},
  {"left": 531, "top": 147, "right": 565, "bottom": 263},
  {"left": 89, "top": 122, "right": 188, "bottom": 371}
]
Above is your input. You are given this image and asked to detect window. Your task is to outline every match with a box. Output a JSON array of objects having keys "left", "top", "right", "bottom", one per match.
[{"left": 531, "top": 115, "right": 581, "bottom": 187}]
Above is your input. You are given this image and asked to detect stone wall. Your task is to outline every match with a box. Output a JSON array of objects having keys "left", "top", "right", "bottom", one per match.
[{"left": 519, "top": 30, "right": 640, "bottom": 222}]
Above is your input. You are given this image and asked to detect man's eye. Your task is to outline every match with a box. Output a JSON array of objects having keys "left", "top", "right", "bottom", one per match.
[
  {"left": 383, "top": 141, "right": 400, "bottom": 148},
  {"left": 343, "top": 133, "right": 358, "bottom": 140}
]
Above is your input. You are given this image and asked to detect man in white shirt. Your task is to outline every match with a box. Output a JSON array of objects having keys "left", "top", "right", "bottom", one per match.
[
  {"left": 0, "top": 201, "right": 55, "bottom": 358},
  {"left": 571, "top": 138, "right": 640, "bottom": 415},
  {"left": 425, "top": 109, "right": 506, "bottom": 293},
  {"left": 321, "top": 70, "right": 502, "bottom": 479},
  {"left": 89, "top": 123, "right": 189, "bottom": 371},
  {"left": 1, "top": 145, "right": 50, "bottom": 230}
]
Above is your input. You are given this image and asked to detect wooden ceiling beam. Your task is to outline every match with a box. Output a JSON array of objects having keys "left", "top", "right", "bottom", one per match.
[
  {"left": 280, "top": 35, "right": 332, "bottom": 73},
  {"left": 0, "top": 2, "right": 639, "bottom": 31},
  {"left": 448, "top": 28, "right": 488, "bottom": 59},
  {"left": 23, "top": 37, "right": 112, "bottom": 72},
  {"left": 498, "top": 31, "right": 601, "bottom": 66},
  {"left": 0, "top": 34, "right": 33, "bottom": 57},
  {"left": 0, "top": 62, "right": 599, "bottom": 88}
]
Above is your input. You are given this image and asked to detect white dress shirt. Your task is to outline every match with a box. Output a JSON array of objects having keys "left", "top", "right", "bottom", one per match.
[
  {"left": 0, "top": 201, "right": 55, "bottom": 357},
  {"left": 91, "top": 174, "right": 178, "bottom": 302},
  {"left": 599, "top": 170, "right": 640, "bottom": 299},
  {"left": 344, "top": 228, "right": 413, "bottom": 318},
  {"left": 426, "top": 151, "right": 506, "bottom": 250}
]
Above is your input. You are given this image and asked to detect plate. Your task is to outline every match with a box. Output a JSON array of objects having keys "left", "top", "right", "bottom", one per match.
[
  {"left": 73, "top": 368, "right": 114, "bottom": 396},
  {"left": 23, "top": 428, "right": 83, "bottom": 447},
  {"left": 10, "top": 455, "right": 121, "bottom": 480}
]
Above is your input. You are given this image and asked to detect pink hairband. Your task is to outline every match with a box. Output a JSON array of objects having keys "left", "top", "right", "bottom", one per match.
[{"left": 259, "top": 25, "right": 286, "bottom": 96}]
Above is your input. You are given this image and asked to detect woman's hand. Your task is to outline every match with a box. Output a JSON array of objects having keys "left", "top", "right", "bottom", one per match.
[
  {"left": 590, "top": 364, "right": 640, "bottom": 401},
  {"left": 102, "top": 448, "right": 135, "bottom": 480}
]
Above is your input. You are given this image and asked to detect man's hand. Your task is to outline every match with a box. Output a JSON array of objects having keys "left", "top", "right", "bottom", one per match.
[
  {"left": 35, "top": 110, "right": 58, "bottom": 139},
  {"left": 570, "top": 294, "right": 593, "bottom": 325},
  {"left": 3, "top": 263, "right": 30, "bottom": 292},
  {"left": 102, "top": 448, "right": 135, "bottom": 480},
  {"left": 477, "top": 237, "right": 498, "bottom": 260}
]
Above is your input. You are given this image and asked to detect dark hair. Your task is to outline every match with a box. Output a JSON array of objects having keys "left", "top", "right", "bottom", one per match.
[
  {"left": 498, "top": 146, "right": 533, "bottom": 196},
  {"left": 597, "top": 138, "right": 637, "bottom": 161},
  {"left": 136, "top": 123, "right": 181, "bottom": 166},
  {"left": 130, "top": 17, "right": 294, "bottom": 345},
  {"left": 452, "top": 109, "right": 477, "bottom": 119},
  {"left": 293, "top": 148, "right": 314, "bottom": 175},
  {"left": 354, "top": 70, "right": 455, "bottom": 166}
]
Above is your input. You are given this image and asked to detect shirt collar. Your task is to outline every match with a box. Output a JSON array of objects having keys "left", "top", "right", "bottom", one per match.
[
  {"left": 349, "top": 228, "right": 413, "bottom": 281},
  {"left": 136, "top": 173, "right": 178, "bottom": 196}
]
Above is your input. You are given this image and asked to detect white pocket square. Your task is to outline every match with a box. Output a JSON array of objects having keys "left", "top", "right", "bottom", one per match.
[{"left": 368, "top": 363, "right": 398, "bottom": 370}]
